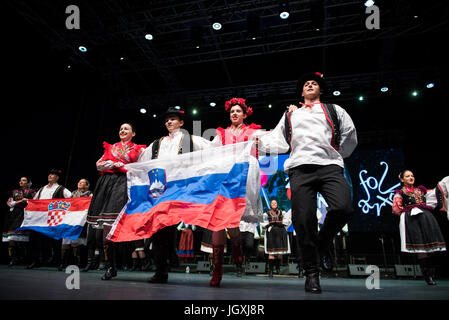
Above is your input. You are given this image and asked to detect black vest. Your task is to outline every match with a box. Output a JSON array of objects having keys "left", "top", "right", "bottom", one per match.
[{"left": 36, "top": 185, "right": 66, "bottom": 199}]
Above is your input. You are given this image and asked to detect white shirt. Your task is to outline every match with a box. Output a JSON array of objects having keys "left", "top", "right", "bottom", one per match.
[
  {"left": 34, "top": 183, "right": 72, "bottom": 199},
  {"left": 239, "top": 220, "right": 256, "bottom": 233},
  {"left": 139, "top": 130, "right": 188, "bottom": 161},
  {"left": 256, "top": 103, "right": 357, "bottom": 172}
]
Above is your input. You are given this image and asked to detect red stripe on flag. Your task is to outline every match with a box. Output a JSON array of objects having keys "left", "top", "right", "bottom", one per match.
[
  {"left": 108, "top": 195, "right": 246, "bottom": 242},
  {"left": 26, "top": 197, "right": 92, "bottom": 212}
]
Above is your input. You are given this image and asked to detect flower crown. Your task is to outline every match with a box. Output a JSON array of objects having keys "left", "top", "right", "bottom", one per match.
[{"left": 224, "top": 97, "right": 253, "bottom": 116}]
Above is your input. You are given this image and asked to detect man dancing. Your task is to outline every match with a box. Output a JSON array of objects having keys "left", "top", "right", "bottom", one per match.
[{"left": 256, "top": 72, "right": 357, "bottom": 293}]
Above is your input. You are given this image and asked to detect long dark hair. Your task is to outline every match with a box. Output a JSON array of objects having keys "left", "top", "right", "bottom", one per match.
[{"left": 398, "top": 169, "right": 414, "bottom": 187}]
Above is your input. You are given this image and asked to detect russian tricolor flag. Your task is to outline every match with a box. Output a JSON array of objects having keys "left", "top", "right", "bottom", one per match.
[
  {"left": 108, "top": 141, "right": 252, "bottom": 242},
  {"left": 17, "top": 197, "right": 91, "bottom": 240}
]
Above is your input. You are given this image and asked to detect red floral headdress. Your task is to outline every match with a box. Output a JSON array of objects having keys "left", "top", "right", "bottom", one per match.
[{"left": 224, "top": 97, "right": 253, "bottom": 117}]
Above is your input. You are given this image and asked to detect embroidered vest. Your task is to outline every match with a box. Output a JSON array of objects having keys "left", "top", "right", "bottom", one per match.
[{"left": 267, "top": 210, "right": 283, "bottom": 224}]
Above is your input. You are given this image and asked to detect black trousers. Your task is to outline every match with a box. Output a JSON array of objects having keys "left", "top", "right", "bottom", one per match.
[
  {"left": 240, "top": 231, "right": 255, "bottom": 259},
  {"left": 151, "top": 225, "right": 177, "bottom": 276},
  {"left": 288, "top": 164, "right": 353, "bottom": 270}
]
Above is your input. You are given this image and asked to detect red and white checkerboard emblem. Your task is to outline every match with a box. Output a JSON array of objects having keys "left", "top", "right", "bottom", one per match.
[{"left": 47, "top": 210, "right": 66, "bottom": 226}]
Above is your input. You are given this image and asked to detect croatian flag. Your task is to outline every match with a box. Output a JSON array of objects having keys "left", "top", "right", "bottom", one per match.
[
  {"left": 17, "top": 197, "right": 91, "bottom": 240},
  {"left": 107, "top": 141, "right": 252, "bottom": 242}
]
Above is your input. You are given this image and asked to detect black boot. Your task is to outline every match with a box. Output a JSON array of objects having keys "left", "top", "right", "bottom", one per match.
[
  {"left": 304, "top": 265, "right": 322, "bottom": 294},
  {"left": 141, "top": 256, "right": 152, "bottom": 271},
  {"left": 58, "top": 249, "right": 69, "bottom": 272},
  {"left": 130, "top": 258, "right": 139, "bottom": 271},
  {"left": 72, "top": 247, "right": 80, "bottom": 267},
  {"left": 232, "top": 242, "right": 243, "bottom": 278},
  {"left": 97, "top": 254, "right": 105, "bottom": 270},
  {"left": 275, "top": 258, "right": 281, "bottom": 275},
  {"left": 101, "top": 243, "right": 117, "bottom": 280},
  {"left": 420, "top": 258, "right": 437, "bottom": 285},
  {"left": 101, "top": 263, "right": 118, "bottom": 280},
  {"left": 26, "top": 260, "right": 41, "bottom": 269},
  {"left": 268, "top": 260, "right": 274, "bottom": 278},
  {"left": 8, "top": 246, "right": 18, "bottom": 267},
  {"left": 147, "top": 238, "right": 168, "bottom": 283},
  {"left": 82, "top": 249, "right": 95, "bottom": 272}
]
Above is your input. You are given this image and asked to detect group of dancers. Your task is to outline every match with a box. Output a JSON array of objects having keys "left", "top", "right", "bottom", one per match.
[{"left": 4, "top": 72, "right": 448, "bottom": 293}]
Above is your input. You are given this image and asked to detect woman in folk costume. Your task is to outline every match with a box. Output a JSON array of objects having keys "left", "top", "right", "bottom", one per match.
[
  {"left": 58, "top": 179, "right": 93, "bottom": 271},
  {"left": 177, "top": 222, "right": 196, "bottom": 265},
  {"left": 86, "top": 123, "right": 146, "bottom": 280},
  {"left": 392, "top": 170, "right": 446, "bottom": 285},
  {"left": 195, "top": 97, "right": 263, "bottom": 287},
  {"left": 3, "top": 177, "right": 36, "bottom": 266},
  {"left": 261, "top": 199, "right": 291, "bottom": 277}
]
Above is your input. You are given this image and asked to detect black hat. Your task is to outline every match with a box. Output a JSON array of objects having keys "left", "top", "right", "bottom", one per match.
[
  {"left": 49, "top": 169, "right": 62, "bottom": 176},
  {"left": 297, "top": 71, "right": 325, "bottom": 93},
  {"left": 162, "top": 106, "right": 185, "bottom": 120}
]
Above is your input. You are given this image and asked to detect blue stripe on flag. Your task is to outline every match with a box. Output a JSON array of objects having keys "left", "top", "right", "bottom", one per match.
[
  {"left": 126, "top": 162, "right": 249, "bottom": 215},
  {"left": 17, "top": 225, "right": 84, "bottom": 240}
]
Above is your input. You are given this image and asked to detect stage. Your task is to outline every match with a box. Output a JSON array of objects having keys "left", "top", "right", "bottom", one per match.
[{"left": 1, "top": 265, "right": 448, "bottom": 301}]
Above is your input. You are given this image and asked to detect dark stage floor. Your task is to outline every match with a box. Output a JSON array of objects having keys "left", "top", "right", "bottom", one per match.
[{"left": 1, "top": 265, "right": 448, "bottom": 301}]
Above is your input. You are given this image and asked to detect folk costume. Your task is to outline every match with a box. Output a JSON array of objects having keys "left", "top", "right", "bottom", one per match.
[
  {"left": 87, "top": 140, "right": 145, "bottom": 280},
  {"left": 393, "top": 184, "right": 446, "bottom": 285},
  {"left": 177, "top": 222, "right": 196, "bottom": 261},
  {"left": 261, "top": 207, "right": 292, "bottom": 276},
  {"left": 3, "top": 185, "right": 36, "bottom": 266},
  {"left": 256, "top": 72, "right": 357, "bottom": 293},
  {"left": 140, "top": 107, "right": 196, "bottom": 283},
  {"left": 196, "top": 97, "right": 263, "bottom": 287},
  {"left": 27, "top": 169, "right": 72, "bottom": 269},
  {"left": 58, "top": 188, "right": 92, "bottom": 271}
]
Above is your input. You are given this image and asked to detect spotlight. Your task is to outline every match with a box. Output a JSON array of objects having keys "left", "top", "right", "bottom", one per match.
[
  {"left": 153, "top": 114, "right": 157, "bottom": 118},
  {"left": 381, "top": 87, "right": 389, "bottom": 92},
  {"left": 192, "top": 109, "right": 198, "bottom": 115},
  {"left": 210, "top": 102, "right": 216, "bottom": 107},
  {"left": 78, "top": 46, "right": 87, "bottom": 52},
  {"left": 411, "top": 90, "right": 419, "bottom": 97},
  {"left": 426, "top": 83, "right": 435, "bottom": 89},
  {"left": 364, "top": 0, "right": 375, "bottom": 7},
  {"left": 120, "top": 57, "right": 124, "bottom": 61},
  {"left": 333, "top": 91, "right": 341, "bottom": 96},
  {"left": 174, "top": 106, "right": 181, "bottom": 110},
  {"left": 145, "top": 34, "right": 154, "bottom": 40},
  {"left": 140, "top": 108, "right": 147, "bottom": 114},
  {"left": 212, "top": 22, "right": 222, "bottom": 31},
  {"left": 280, "top": 11, "right": 289, "bottom": 19},
  {"left": 358, "top": 95, "right": 365, "bottom": 101},
  {"left": 268, "top": 104, "right": 273, "bottom": 109},
  {"left": 279, "top": 1, "right": 290, "bottom": 19}
]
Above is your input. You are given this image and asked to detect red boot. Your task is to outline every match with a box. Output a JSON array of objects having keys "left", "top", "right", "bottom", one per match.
[{"left": 210, "top": 245, "right": 224, "bottom": 287}]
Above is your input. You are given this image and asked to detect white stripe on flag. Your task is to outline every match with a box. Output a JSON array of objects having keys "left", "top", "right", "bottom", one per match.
[
  {"left": 21, "top": 210, "right": 87, "bottom": 227},
  {"left": 125, "top": 141, "right": 252, "bottom": 186}
]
